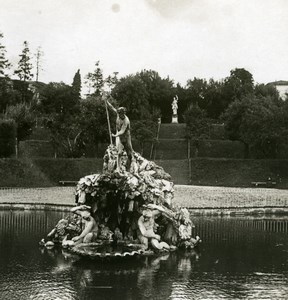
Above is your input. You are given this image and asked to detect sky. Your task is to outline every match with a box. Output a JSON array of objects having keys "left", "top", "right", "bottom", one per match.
[{"left": 0, "top": 0, "right": 287, "bottom": 86}]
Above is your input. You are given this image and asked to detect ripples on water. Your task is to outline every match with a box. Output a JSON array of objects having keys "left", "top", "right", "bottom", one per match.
[{"left": 0, "top": 210, "right": 288, "bottom": 299}]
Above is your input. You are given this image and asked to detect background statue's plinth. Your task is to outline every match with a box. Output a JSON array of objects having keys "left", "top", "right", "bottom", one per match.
[{"left": 172, "top": 114, "right": 178, "bottom": 123}]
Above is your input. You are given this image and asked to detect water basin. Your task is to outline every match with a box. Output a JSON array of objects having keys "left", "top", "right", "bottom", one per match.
[{"left": 0, "top": 209, "right": 288, "bottom": 299}]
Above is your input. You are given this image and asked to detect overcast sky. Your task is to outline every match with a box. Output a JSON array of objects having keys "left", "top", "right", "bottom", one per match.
[{"left": 0, "top": 0, "right": 287, "bottom": 86}]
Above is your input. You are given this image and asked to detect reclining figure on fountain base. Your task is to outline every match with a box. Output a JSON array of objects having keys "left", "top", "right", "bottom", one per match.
[{"left": 137, "top": 205, "right": 171, "bottom": 251}]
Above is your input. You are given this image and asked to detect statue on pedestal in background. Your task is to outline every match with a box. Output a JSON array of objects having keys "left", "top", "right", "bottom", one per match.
[{"left": 172, "top": 95, "right": 178, "bottom": 123}]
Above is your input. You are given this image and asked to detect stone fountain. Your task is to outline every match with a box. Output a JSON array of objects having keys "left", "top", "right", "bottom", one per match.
[{"left": 40, "top": 145, "right": 200, "bottom": 259}]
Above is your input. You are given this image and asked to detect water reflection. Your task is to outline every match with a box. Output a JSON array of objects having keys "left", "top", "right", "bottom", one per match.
[{"left": 0, "top": 210, "right": 288, "bottom": 299}]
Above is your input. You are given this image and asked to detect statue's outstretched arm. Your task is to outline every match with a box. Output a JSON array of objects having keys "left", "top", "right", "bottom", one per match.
[
  {"left": 105, "top": 97, "right": 117, "bottom": 114},
  {"left": 146, "top": 203, "right": 165, "bottom": 213},
  {"left": 146, "top": 204, "right": 175, "bottom": 221},
  {"left": 71, "top": 205, "right": 91, "bottom": 215}
]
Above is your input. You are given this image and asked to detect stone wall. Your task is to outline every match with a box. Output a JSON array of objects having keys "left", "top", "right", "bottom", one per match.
[{"left": 189, "top": 158, "right": 288, "bottom": 188}]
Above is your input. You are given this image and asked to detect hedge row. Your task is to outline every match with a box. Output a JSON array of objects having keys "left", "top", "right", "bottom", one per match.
[
  {"left": 33, "top": 158, "right": 103, "bottom": 183},
  {"left": 0, "top": 158, "right": 104, "bottom": 187},
  {"left": 2, "top": 157, "right": 288, "bottom": 188},
  {"left": 0, "top": 158, "right": 52, "bottom": 187},
  {"left": 190, "top": 158, "right": 288, "bottom": 188},
  {"left": 19, "top": 140, "right": 54, "bottom": 158},
  {"left": 190, "top": 139, "right": 245, "bottom": 159}
]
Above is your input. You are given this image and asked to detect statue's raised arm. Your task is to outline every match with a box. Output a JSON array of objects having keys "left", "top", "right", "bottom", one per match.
[{"left": 103, "top": 92, "right": 117, "bottom": 114}]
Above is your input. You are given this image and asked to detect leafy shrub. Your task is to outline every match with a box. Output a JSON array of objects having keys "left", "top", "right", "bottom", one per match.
[{"left": 0, "top": 119, "right": 16, "bottom": 157}]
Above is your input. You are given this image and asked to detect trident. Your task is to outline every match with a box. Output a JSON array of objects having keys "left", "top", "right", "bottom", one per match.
[{"left": 102, "top": 91, "right": 113, "bottom": 145}]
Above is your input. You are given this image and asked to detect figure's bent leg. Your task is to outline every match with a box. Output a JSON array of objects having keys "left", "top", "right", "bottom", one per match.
[
  {"left": 83, "top": 233, "right": 93, "bottom": 243},
  {"left": 159, "top": 241, "right": 170, "bottom": 250},
  {"left": 115, "top": 138, "right": 124, "bottom": 172},
  {"left": 74, "top": 237, "right": 84, "bottom": 245},
  {"left": 138, "top": 233, "right": 149, "bottom": 250}
]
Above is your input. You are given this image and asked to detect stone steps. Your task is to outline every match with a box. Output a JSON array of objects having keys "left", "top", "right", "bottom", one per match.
[
  {"left": 158, "top": 123, "right": 187, "bottom": 139},
  {"left": 154, "top": 139, "right": 188, "bottom": 160},
  {"left": 151, "top": 124, "right": 189, "bottom": 183}
]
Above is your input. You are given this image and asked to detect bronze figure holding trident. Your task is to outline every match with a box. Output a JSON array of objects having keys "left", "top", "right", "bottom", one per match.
[{"left": 103, "top": 92, "right": 133, "bottom": 172}]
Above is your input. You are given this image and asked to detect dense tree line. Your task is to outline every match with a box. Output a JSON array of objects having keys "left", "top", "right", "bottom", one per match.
[{"left": 0, "top": 31, "right": 288, "bottom": 159}]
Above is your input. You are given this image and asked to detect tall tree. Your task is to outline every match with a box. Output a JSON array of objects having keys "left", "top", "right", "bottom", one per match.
[
  {"left": 186, "top": 77, "right": 208, "bottom": 107},
  {"left": 230, "top": 68, "right": 254, "bottom": 86},
  {"left": 0, "top": 78, "right": 20, "bottom": 113},
  {"left": 222, "top": 94, "right": 286, "bottom": 158},
  {"left": 0, "top": 32, "right": 18, "bottom": 111},
  {"left": 14, "top": 41, "right": 33, "bottom": 82},
  {"left": 201, "top": 79, "right": 224, "bottom": 119},
  {"left": 39, "top": 82, "right": 77, "bottom": 116},
  {"left": 184, "top": 104, "right": 211, "bottom": 139},
  {"left": 138, "top": 69, "right": 174, "bottom": 122},
  {"left": 112, "top": 74, "right": 150, "bottom": 120},
  {"left": 131, "top": 119, "right": 157, "bottom": 155},
  {"left": 105, "top": 71, "right": 119, "bottom": 92},
  {"left": 0, "top": 32, "right": 19, "bottom": 111},
  {"left": 72, "top": 69, "right": 82, "bottom": 101},
  {"left": 254, "top": 83, "right": 280, "bottom": 101},
  {"left": 85, "top": 61, "right": 104, "bottom": 96},
  {"left": 77, "top": 96, "right": 110, "bottom": 155},
  {"left": 35, "top": 46, "right": 44, "bottom": 82},
  {"left": 38, "top": 82, "right": 81, "bottom": 157},
  {"left": 221, "top": 68, "right": 254, "bottom": 109},
  {"left": 5, "top": 102, "right": 36, "bottom": 142},
  {"left": 183, "top": 103, "right": 212, "bottom": 157},
  {"left": 0, "top": 32, "right": 11, "bottom": 77}
]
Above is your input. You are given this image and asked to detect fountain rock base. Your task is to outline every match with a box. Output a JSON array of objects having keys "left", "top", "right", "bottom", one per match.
[{"left": 41, "top": 146, "right": 201, "bottom": 258}]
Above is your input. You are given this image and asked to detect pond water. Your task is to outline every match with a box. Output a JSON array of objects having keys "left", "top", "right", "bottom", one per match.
[{"left": 0, "top": 210, "right": 288, "bottom": 300}]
